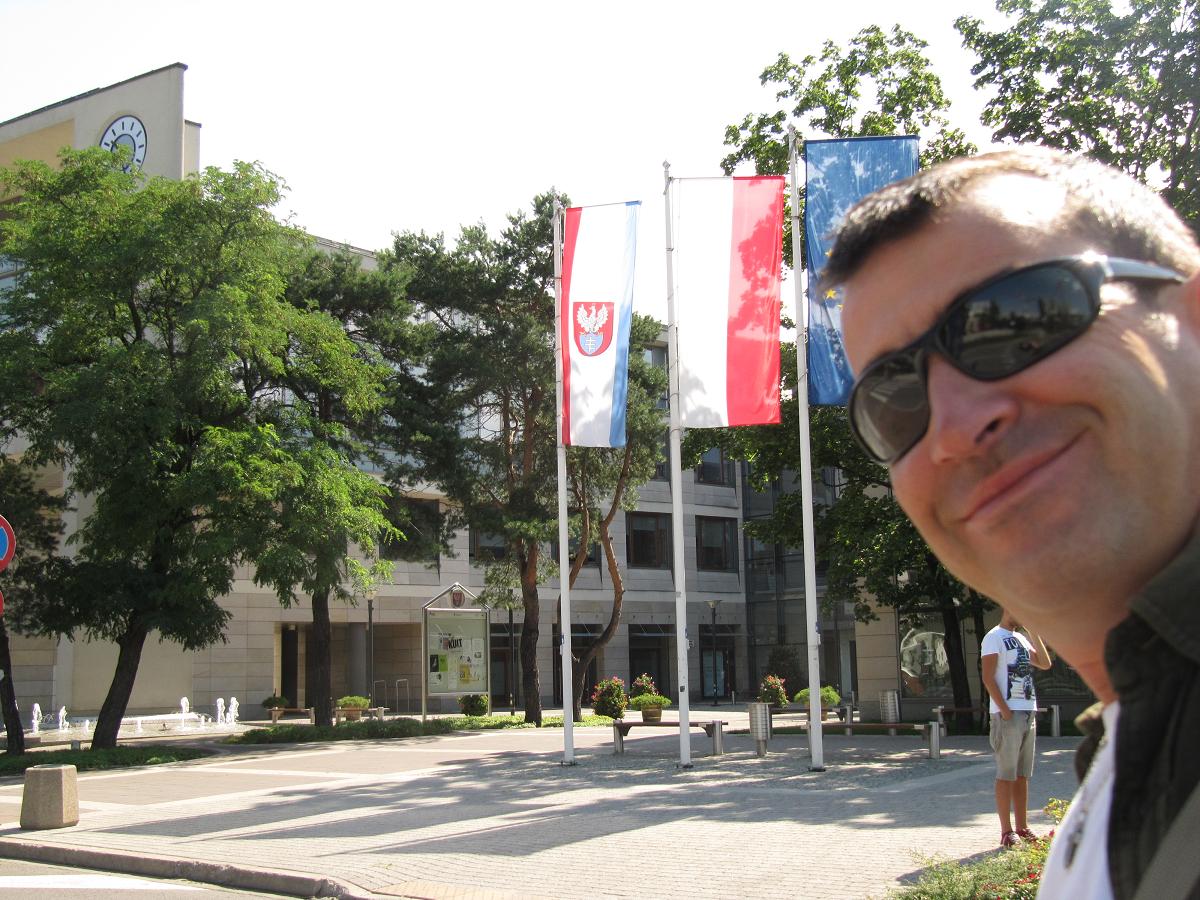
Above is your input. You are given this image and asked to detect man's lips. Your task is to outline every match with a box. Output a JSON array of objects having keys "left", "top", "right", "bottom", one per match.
[{"left": 960, "top": 435, "right": 1082, "bottom": 524}]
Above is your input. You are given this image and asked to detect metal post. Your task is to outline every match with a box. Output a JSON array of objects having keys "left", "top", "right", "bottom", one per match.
[
  {"left": 367, "top": 590, "right": 375, "bottom": 705},
  {"left": 709, "top": 600, "right": 719, "bottom": 705},
  {"left": 927, "top": 720, "right": 941, "bottom": 760},
  {"left": 1051, "top": 704, "right": 1061, "bottom": 738},
  {"left": 508, "top": 607, "right": 515, "bottom": 715}
]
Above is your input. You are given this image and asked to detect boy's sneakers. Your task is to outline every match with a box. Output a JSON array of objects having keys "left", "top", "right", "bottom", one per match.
[{"left": 1000, "top": 830, "right": 1021, "bottom": 849}]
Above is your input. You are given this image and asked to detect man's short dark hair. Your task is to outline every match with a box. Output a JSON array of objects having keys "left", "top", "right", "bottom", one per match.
[{"left": 822, "top": 146, "right": 1200, "bottom": 292}]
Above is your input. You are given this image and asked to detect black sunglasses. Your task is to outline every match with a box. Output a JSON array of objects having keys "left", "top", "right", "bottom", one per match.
[{"left": 848, "top": 255, "right": 1185, "bottom": 464}]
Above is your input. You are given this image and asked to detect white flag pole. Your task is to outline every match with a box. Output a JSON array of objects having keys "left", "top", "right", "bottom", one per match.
[
  {"left": 553, "top": 200, "right": 576, "bottom": 765},
  {"left": 789, "top": 126, "right": 826, "bottom": 771},
  {"left": 663, "top": 162, "right": 692, "bottom": 768}
]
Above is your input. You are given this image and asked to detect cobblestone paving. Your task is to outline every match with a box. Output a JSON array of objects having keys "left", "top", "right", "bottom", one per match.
[{"left": 0, "top": 726, "right": 1081, "bottom": 899}]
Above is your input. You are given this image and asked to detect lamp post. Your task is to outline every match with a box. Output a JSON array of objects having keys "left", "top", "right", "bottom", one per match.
[
  {"left": 366, "top": 588, "right": 376, "bottom": 706},
  {"left": 706, "top": 598, "right": 721, "bottom": 705}
]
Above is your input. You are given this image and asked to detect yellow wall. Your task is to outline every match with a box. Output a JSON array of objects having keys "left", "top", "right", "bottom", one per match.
[{"left": 0, "top": 121, "right": 74, "bottom": 169}]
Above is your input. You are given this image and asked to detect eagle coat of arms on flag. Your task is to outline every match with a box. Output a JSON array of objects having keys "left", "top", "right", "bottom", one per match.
[{"left": 572, "top": 302, "right": 615, "bottom": 356}]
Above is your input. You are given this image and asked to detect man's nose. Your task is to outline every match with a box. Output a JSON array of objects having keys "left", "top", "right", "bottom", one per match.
[{"left": 922, "top": 355, "right": 1018, "bottom": 463}]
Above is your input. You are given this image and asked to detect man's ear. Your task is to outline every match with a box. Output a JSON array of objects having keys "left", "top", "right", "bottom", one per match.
[{"left": 1178, "top": 271, "right": 1200, "bottom": 333}]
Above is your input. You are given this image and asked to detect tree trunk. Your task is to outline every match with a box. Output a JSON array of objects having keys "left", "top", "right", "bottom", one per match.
[
  {"left": 971, "top": 604, "right": 988, "bottom": 733},
  {"left": 572, "top": 521, "right": 625, "bottom": 722},
  {"left": 937, "top": 597, "right": 974, "bottom": 733},
  {"left": 520, "top": 544, "right": 542, "bottom": 726},
  {"left": 311, "top": 586, "right": 333, "bottom": 727},
  {"left": 91, "top": 621, "right": 149, "bottom": 749},
  {"left": 0, "top": 620, "right": 25, "bottom": 755}
]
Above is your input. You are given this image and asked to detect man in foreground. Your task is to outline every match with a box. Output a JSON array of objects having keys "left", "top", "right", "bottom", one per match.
[
  {"left": 981, "top": 611, "right": 1050, "bottom": 849},
  {"left": 824, "top": 147, "right": 1200, "bottom": 899}
]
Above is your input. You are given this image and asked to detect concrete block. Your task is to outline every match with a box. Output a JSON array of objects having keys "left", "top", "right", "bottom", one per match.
[{"left": 20, "top": 764, "right": 79, "bottom": 829}]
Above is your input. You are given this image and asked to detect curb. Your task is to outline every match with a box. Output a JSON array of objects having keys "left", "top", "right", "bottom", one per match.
[{"left": 0, "top": 837, "right": 378, "bottom": 898}]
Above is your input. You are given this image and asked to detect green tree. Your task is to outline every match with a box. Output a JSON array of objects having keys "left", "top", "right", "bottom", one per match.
[
  {"left": 958, "top": 0, "right": 1200, "bottom": 232},
  {"left": 0, "top": 457, "right": 68, "bottom": 754},
  {"left": 249, "top": 247, "right": 424, "bottom": 727},
  {"left": 390, "top": 192, "right": 563, "bottom": 725},
  {"left": 564, "top": 313, "right": 667, "bottom": 722},
  {"left": 697, "top": 27, "right": 986, "bottom": 720},
  {"left": 0, "top": 150, "right": 339, "bottom": 748}
]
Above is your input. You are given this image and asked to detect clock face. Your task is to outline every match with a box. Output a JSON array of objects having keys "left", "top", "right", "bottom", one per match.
[{"left": 99, "top": 115, "right": 147, "bottom": 170}]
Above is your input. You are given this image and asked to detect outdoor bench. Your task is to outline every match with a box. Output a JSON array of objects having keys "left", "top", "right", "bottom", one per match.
[
  {"left": 334, "top": 706, "right": 388, "bottom": 724},
  {"left": 612, "top": 719, "right": 729, "bottom": 755},
  {"left": 269, "top": 707, "right": 315, "bottom": 724},
  {"left": 801, "top": 719, "right": 942, "bottom": 759},
  {"left": 934, "top": 704, "right": 1062, "bottom": 737}
]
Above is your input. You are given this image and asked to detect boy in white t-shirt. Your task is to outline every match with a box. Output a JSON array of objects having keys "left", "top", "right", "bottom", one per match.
[{"left": 981, "top": 611, "right": 1052, "bottom": 849}]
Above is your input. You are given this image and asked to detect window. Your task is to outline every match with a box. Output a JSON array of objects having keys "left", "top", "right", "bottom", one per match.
[
  {"left": 696, "top": 516, "right": 738, "bottom": 571},
  {"left": 381, "top": 497, "right": 441, "bottom": 564},
  {"left": 551, "top": 535, "right": 601, "bottom": 566},
  {"left": 643, "top": 345, "right": 668, "bottom": 410},
  {"left": 652, "top": 430, "right": 669, "bottom": 481},
  {"left": 626, "top": 512, "right": 671, "bottom": 568},
  {"left": 470, "top": 528, "right": 508, "bottom": 562},
  {"left": 696, "top": 447, "right": 733, "bottom": 486}
]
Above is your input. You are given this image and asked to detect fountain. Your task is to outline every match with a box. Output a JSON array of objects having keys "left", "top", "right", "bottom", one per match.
[
  {"left": 58, "top": 707, "right": 67, "bottom": 732},
  {"left": 31, "top": 703, "right": 41, "bottom": 734},
  {"left": 215, "top": 698, "right": 225, "bottom": 726},
  {"left": 228, "top": 697, "right": 239, "bottom": 725}
]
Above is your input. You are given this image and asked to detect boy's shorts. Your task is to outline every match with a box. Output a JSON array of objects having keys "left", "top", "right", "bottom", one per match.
[{"left": 989, "top": 710, "right": 1036, "bottom": 781}]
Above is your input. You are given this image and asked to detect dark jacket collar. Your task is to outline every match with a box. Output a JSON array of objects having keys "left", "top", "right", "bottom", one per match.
[{"left": 1127, "top": 523, "right": 1200, "bottom": 665}]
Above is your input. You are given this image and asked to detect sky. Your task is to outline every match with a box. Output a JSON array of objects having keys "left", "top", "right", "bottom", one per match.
[{"left": 0, "top": 0, "right": 1006, "bottom": 320}]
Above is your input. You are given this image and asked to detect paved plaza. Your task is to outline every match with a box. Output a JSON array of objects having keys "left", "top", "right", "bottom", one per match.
[{"left": 0, "top": 710, "right": 1078, "bottom": 899}]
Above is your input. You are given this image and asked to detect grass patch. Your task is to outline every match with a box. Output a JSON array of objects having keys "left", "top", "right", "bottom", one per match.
[
  {"left": 0, "top": 745, "right": 210, "bottom": 777},
  {"left": 227, "top": 712, "right": 614, "bottom": 745},
  {"left": 887, "top": 840, "right": 1048, "bottom": 899}
]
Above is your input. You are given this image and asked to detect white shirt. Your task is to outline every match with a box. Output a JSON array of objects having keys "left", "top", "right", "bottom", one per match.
[
  {"left": 981, "top": 626, "right": 1039, "bottom": 713},
  {"left": 1037, "top": 702, "right": 1119, "bottom": 899}
]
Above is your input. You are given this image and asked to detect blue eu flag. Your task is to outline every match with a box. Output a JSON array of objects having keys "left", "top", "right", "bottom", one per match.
[{"left": 805, "top": 136, "right": 919, "bottom": 405}]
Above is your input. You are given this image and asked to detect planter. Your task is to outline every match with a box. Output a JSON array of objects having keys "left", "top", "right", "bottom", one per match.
[
  {"left": 641, "top": 707, "right": 663, "bottom": 723},
  {"left": 338, "top": 708, "right": 364, "bottom": 721}
]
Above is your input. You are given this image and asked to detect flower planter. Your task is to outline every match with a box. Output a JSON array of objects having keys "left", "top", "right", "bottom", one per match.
[
  {"left": 338, "top": 708, "right": 364, "bottom": 721},
  {"left": 641, "top": 707, "right": 663, "bottom": 723}
]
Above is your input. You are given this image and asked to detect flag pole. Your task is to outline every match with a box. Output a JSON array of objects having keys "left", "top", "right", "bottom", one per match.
[
  {"left": 663, "top": 161, "right": 692, "bottom": 768},
  {"left": 553, "top": 199, "right": 576, "bottom": 765},
  {"left": 789, "top": 126, "right": 826, "bottom": 771}
]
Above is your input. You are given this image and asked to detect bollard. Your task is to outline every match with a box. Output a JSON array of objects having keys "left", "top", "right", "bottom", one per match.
[
  {"left": 1051, "top": 704, "right": 1061, "bottom": 738},
  {"left": 20, "top": 764, "right": 79, "bottom": 830},
  {"left": 927, "top": 721, "right": 941, "bottom": 760}
]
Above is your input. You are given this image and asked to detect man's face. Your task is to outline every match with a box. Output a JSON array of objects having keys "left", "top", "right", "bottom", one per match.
[{"left": 840, "top": 176, "right": 1200, "bottom": 645}]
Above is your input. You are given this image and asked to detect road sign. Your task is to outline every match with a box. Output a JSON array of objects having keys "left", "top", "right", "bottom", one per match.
[{"left": 0, "top": 514, "right": 14, "bottom": 574}]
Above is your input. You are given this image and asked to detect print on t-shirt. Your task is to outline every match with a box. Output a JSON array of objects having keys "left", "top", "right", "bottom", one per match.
[{"left": 1004, "top": 635, "right": 1035, "bottom": 701}]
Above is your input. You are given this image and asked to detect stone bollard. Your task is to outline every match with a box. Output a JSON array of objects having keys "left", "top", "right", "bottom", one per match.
[{"left": 20, "top": 764, "right": 79, "bottom": 829}]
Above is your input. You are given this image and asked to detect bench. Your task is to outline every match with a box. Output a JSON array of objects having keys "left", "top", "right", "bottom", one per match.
[
  {"left": 334, "top": 706, "right": 388, "bottom": 724},
  {"left": 269, "top": 707, "right": 315, "bottom": 724},
  {"left": 934, "top": 704, "right": 1062, "bottom": 737},
  {"left": 612, "top": 719, "right": 729, "bottom": 755},
  {"left": 801, "top": 719, "right": 943, "bottom": 759}
]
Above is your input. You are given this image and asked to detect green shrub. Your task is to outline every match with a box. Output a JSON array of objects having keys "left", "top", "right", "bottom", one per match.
[
  {"left": 758, "top": 674, "right": 788, "bottom": 708},
  {"left": 628, "top": 693, "right": 671, "bottom": 711},
  {"left": 630, "top": 673, "right": 657, "bottom": 698},
  {"left": 591, "top": 676, "right": 628, "bottom": 719},
  {"left": 0, "top": 745, "right": 210, "bottom": 776},
  {"left": 262, "top": 694, "right": 289, "bottom": 709},
  {"left": 458, "top": 694, "right": 489, "bottom": 716},
  {"left": 794, "top": 685, "right": 842, "bottom": 707},
  {"left": 336, "top": 695, "right": 370, "bottom": 709}
]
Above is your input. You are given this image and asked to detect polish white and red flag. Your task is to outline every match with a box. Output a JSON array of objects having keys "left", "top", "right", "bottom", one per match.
[
  {"left": 672, "top": 176, "right": 784, "bottom": 427},
  {"left": 560, "top": 201, "right": 640, "bottom": 447}
]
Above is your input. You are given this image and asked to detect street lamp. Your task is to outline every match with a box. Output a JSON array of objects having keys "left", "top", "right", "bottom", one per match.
[
  {"left": 706, "top": 598, "right": 721, "bottom": 705},
  {"left": 366, "top": 587, "right": 377, "bottom": 706}
]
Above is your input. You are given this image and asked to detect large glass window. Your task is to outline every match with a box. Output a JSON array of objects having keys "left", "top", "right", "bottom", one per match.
[
  {"left": 626, "top": 512, "right": 671, "bottom": 568},
  {"left": 696, "top": 447, "right": 733, "bottom": 486},
  {"left": 470, "top": 529, "right": 508, "bottom": 562},
  {"left": 381, "top": 497, "right": 441, "bottom": 564},
  {"left": 696, "top": 516, "right": 738, "bottom": 571},
  {"left": 898, "top": 614, "right": 955, "bottom": 699}
]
